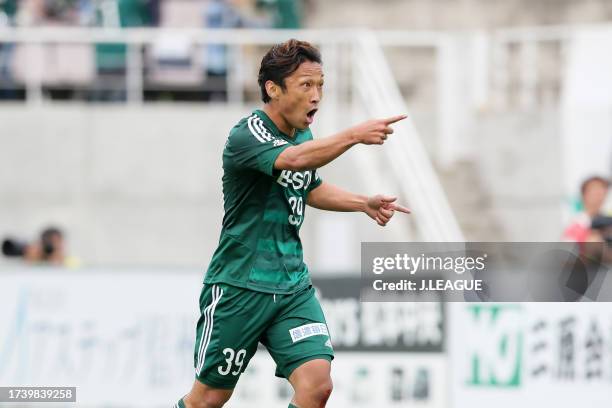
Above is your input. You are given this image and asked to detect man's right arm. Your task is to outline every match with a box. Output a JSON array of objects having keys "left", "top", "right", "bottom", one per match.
[{"left": 274, "top": 115, "right": 406, "bottom": 171}]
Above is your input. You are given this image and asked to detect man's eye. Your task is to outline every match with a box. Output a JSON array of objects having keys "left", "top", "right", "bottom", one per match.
[{"left": 303, "top": 82, "right": 311, "bottom": 88}]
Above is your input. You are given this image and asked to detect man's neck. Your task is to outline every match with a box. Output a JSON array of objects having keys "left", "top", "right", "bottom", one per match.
[{"left": 263, "top": 105, "right": 296, "bottom": 138}]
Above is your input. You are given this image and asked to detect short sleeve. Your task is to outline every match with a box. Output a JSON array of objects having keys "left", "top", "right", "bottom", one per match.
[
  {"left": 307, "top": 170, "right": 323, "bottom": 193},
  {"left": 225, "top": 116, "right": 291, "bottom": 176}
]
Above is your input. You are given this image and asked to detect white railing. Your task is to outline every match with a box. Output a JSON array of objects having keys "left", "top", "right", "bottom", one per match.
[
  {"left": 353, "top": 31, "right": 464, "bottom": 241},
  {"left": 489, "top": 25, "right": 571, "bottom": 110},
  {"left": 0, "top": 26, "right": 567, "bottom": 106},
  {"left": 0, "top": 25, "right": 603, "bottom": 113},
  {"left": 0, "top": 27, "right": 348, "bottom": 104}
]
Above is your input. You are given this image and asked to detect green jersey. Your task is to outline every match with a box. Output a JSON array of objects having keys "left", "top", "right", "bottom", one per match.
[{"left": 204, "top": 110, "right": 322, "bottom": 294}]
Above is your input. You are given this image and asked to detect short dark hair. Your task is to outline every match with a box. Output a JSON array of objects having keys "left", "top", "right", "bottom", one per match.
[
  {"left": 581, "top": 176, "right": 609, "bottom": 196},
  {"left": 41, "top": 226, "right": 63, "bottom": 242},
  {"left": 258, "top": 39, "right": 322, "bottom": 103},
  {"left": 40, "top": 226, "right": 63, "bottom": 258}
]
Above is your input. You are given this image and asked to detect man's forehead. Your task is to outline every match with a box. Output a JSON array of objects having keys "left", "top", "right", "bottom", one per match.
[
  {"left": 291, "top": 61, "right": 324, "bottom": 78},
  {"left": 586, "top": 180, "right": 609, "bottom": 190}
]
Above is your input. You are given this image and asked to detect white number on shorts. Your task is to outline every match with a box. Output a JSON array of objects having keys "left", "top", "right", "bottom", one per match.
[
  {"left": 232, "top": 349, "right": 246, "bottom": 375},
  {"left": 218, "top": 348, "right": 247, "bottom": 376}
]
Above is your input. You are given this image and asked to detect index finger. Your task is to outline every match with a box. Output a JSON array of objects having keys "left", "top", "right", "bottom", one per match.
[
  {"left": 382, "top": 115, "right": 407, "bottom": 125},
  {"left": 390, "top": 203, "right": 411, "bottom": 214}
]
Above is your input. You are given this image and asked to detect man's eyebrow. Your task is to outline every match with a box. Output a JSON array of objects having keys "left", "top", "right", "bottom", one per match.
[{"left": 297, "top": 74, "right": 325, "bottom": 80}]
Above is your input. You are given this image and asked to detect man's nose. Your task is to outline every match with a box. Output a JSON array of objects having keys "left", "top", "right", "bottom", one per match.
[{"left": 311, "top": 88, "right": 321, "bottom": 103}]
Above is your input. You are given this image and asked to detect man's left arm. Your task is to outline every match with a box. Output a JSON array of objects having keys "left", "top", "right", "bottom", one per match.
[{"left": 306, "top": 181, "right": 411, "bottom": 226}]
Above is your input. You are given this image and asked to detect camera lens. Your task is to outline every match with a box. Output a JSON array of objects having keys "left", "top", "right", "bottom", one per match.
[{"left": 2, "top": 239, "right": 27, "bottom": 257}]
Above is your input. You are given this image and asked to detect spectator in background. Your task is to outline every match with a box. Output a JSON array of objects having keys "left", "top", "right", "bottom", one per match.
[
  {"left": 77, "top": 0, "right": 95, "bottom": 25},
  {"left": 202, "top": 0, "right": 266, "bottom": 101},
  {"left": 37, "top": 227, "right": 66, "bottom": 264},
  {"left": 144, "top": 0, "right": 159, "bottom": 26},
  {"left": 256, "top": 0, "right": 309, "bottom": 29},
  {"left": 0, "top": 0, "right": 18, "bottom": 99},
  {"left": 2, "top": 226, "right": 79, "bottom": 267},
  {"left": 204, "top": 0, "right": 243, "bottom": 75},
  {"left": 43, "top": 0, "right": 79, "bottom": 24},
  {"left": 0, "top": 0, "right": 17, "bottom": 21},
  {"left": 563, "top": 176, "right": 610, "bottom": 242},
  {"left": 91, "top": 0, "right": 154, "bottom": 101}
]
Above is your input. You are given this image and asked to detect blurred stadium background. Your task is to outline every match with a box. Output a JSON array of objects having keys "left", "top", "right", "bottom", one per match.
[{"left": 1, "top": 0, "right": 611, "bottom": 407}]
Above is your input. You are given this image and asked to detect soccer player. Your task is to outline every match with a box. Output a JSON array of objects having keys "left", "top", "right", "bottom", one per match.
[{"left": 175, "top": 39, "right": 410, "bottom": 408}]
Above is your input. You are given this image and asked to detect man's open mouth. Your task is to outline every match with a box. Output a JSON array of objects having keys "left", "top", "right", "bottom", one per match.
[{"left": 306, "top": 108, "right": 318, "bottom": 124}]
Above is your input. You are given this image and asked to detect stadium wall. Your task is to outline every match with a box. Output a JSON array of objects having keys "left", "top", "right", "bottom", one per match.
[
  {"left": 0, "top": 104, "right": 567, "bottom": 269},
  {"left": 0, "top": 104, "right": 413, "bottom": 270}
]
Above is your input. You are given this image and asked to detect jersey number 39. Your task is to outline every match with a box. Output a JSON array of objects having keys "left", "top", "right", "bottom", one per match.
[{"left": 288, "top": 196, "right": 303, "bottom": 226}]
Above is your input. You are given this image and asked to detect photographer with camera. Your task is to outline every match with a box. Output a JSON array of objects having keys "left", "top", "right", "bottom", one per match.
[{"left": 2, "top": 226, "right": 70, "bottom": 266}]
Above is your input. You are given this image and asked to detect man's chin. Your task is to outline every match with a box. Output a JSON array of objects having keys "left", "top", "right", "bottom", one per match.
[
  {"left": 287, "top": 116, "right": 312, "bottom": 131},
  {"left": 294, "top": 122, "right": 310, "bottom": 131}
]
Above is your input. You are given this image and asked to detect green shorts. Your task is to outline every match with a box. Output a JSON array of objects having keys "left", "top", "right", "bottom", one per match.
[{"left": 193, "top": 283, "right": 334, "bottom": 389}]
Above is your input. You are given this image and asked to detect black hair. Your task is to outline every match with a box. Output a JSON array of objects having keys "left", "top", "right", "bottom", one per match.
[{"left": 258, "top": 39, "right": 322, "bottom": 103}]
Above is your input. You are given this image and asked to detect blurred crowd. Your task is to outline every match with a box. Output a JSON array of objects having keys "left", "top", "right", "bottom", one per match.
[
  {"left": 0, "top": 0, "right": 313, "bottom": 101},
  {"left": 0, "top": 0, "right": 310, "bottom": 29}
]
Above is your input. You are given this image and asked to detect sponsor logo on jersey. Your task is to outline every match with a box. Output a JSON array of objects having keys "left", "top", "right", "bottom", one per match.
[
  {"left": 277, "top": 169, "right": 315, "bottom": 190},
  {"left": 289, "top": 323, "right": 329, "bottom": 343}
]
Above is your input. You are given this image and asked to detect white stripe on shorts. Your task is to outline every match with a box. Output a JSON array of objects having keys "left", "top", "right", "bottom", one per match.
[
  {"left": 196, "top": 285, "right": 223, "bottom": 374},
  {"left": 196, "top": 285, "right": 218, "bottom": 373}
]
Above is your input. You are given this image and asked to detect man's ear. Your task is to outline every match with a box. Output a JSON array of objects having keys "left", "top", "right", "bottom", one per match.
[{"left": 265, "top": 80, "right": 281, "bottom": 100}]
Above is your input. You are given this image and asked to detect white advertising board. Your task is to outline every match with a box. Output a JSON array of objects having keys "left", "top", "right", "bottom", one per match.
[
  {"left": 0, "top": 269, "right": 446, "bottom": 407},
  {"left": 449, "top": 303, "right": 612, "bottom": 408}
]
